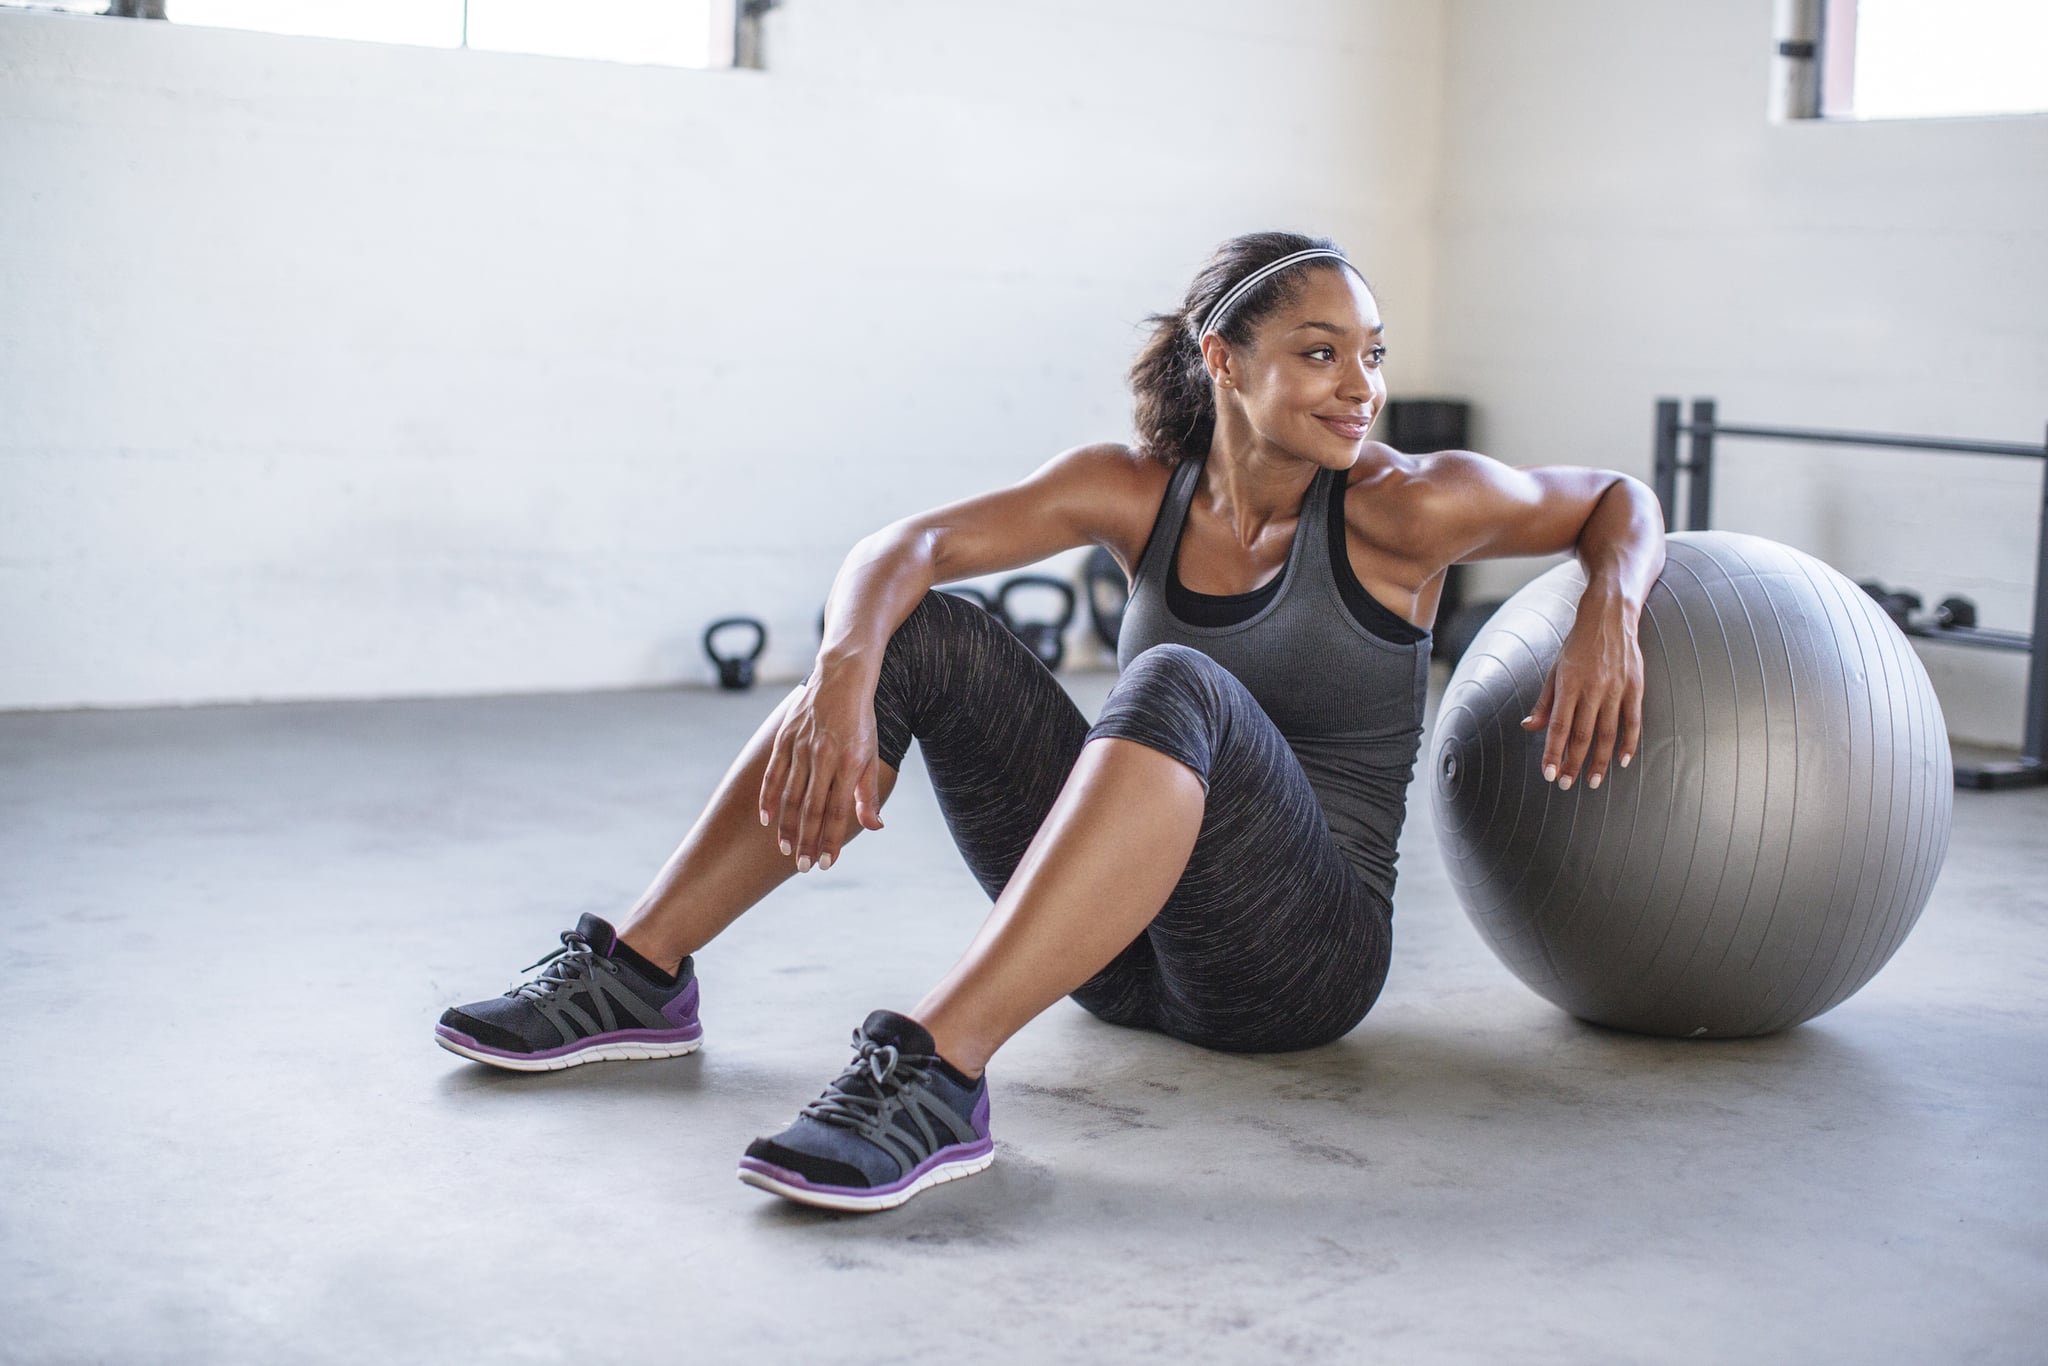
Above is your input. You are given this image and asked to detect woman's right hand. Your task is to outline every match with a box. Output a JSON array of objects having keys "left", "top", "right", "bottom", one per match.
[{"left": 758, "top": 665, "right": 886, "bottom": 874}]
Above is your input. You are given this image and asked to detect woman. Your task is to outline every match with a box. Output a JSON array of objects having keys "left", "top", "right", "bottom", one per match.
[{"left": 435, "top": 231, "right": 1665, "bottom": 1212}]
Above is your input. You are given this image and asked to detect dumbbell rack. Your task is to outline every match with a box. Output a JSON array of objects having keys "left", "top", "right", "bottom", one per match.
[{"left": 1652, "top": 396, "right": 2048, "bottom": 791}]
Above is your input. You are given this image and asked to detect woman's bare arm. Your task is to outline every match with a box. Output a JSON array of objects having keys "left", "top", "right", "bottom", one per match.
[
  {"left": 815, "top": 442, "right": 1153, "bottom": 691},
  {"left": 1412, "top": 454, "right": 1667, "bottom": 790},
  {"left": 762, "top": 442, "right": 1156, "bottom": 872}
]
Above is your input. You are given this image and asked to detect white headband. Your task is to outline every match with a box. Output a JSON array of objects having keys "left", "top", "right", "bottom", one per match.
[{"left": 1194, "top": 248, "right": 1360, "bottom": 341}]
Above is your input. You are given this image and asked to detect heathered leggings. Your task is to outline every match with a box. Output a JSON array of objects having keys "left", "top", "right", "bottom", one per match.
[{"left": 872, "top": 589, "right": 1391, "bottom": 1054}]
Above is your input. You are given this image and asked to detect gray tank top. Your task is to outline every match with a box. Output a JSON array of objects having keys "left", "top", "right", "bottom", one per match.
[{"left": 1116, "top": 452, "right": 1431, "bottom": 907}]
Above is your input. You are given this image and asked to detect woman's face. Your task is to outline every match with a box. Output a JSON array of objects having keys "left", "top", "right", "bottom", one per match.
[{"left": 1209, "top": 266, "right": 1386, "bottom": 468}]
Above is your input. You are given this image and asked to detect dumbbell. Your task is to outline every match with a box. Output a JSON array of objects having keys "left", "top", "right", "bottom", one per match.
[
  {"left": 1934, "top": 595, "right": 1977, "bottom": 630},
  {"left": 1856, "top": 581, "right": 1921, "bottom": 632}
]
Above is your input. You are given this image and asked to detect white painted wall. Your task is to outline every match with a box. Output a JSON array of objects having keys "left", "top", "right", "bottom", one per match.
[
  {"left": 1434, "top": 0, "right": 2048, "bottom": 747},
  {"left": 7, "top": 0, "right": 2043, "bottom": 747},
  {"left": 0, "top": 1, "right": 1448, "bottom": 709}
]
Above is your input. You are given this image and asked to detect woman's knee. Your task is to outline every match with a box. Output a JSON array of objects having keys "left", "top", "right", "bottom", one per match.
[
  {"left": 876, "top": 590, "right": 1002, "bottom": 710},
  {"left": 872, "top": 591, "right": 973, "bottom": 769},
  {"left": 1085, "top": 644, "right": 1240, "bottom": 789},
  {"left": 887, "top": 588, "right": 988, "bottom": 656},
  {"left": 874, "top": 585, "right": 1084, "bottom": 780},
  {"left": 1114, "top": 642, "right": 1230, "bottom": 702},
  {"left": 1105, "top": 643, "right": 1249, "bottom": 739}
]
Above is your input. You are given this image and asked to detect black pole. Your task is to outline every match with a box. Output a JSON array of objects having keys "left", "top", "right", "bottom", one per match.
[
  {"left": 1686, "top": 397, "right": 1716, "bottom": 532},
  {"left": 1677, "top": 423, "right": 2044, "bottom": 459},
  {"left": 1653, "top": 398, "right": 1682, "bottom": 533}
]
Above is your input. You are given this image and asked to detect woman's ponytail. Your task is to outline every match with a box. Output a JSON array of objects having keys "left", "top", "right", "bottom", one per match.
[{"left": 1128, "top": 309, "right": 1213, "bottom": 469}]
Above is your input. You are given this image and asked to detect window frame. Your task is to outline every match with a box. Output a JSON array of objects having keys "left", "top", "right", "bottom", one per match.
[
  {"left": 0, "top": 0, "right": 763, "bottom": 71},
  {"left": 1776, "top": 0, "right": 2048, "bottom": 123}
]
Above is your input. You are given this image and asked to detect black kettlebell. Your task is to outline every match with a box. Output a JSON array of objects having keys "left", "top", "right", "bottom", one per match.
[
  {"left": 1935, "top": 595, "right": 1977, "bottom": 630},
  {"left": 1082, "top": 546, "right": 1128, "bottom": 651},
  {"left": 995, "top": 574, "right": 1078, "bottom": 671},
  {"left": 703, "top": 616, "right": 767, "bottom": 690}
]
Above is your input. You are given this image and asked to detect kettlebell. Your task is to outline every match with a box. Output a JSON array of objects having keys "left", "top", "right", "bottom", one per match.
[
  {"left": 995, "top": 574, "right": 1078, "bottom": 672},
  {"left": 703, "top": 616, "right": 767, "bottom": 690}
]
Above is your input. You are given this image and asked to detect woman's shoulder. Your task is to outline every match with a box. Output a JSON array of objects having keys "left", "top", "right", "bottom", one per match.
[
  {"left": 1056, "top": 440, "right": 1173, "bottom": 482},
  {"left": 1348, "top": 442, "right": 1524, "bottom": 499},
  {"left": 1341, "top": 441, "right": 1485, "bottom": 568},
  {"left": 1047, "top": 441, "right": 1174, "bottom": 570},
  {"left": 1033, "top": 441, "right": 1174, "bottom": 505},
  {"left": 1341, "top": 442, "right": 1433, "bottom": 524},
  {"left": 1360, "top": 443, "right": 1532, "bottom": 491}
]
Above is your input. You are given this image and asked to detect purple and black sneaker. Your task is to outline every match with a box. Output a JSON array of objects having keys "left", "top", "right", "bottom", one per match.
[
  {"left": 739, "top": 1010, "right": 993, "bottom": 1213},
  {"left": 435, "top": 913, "right": 702, "bottom": 1072}
]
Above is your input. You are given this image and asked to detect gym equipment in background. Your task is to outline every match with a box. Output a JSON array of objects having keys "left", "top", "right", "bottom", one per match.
[
  {"left": 1431, "top": 531, "right": 1952, "bottom": 1039},
  {"left": 1853, "top": 583, "right": 2009, "bottom": 647},
  {"left": 1083, "top": 546, "right": 1128, "bottom": 651},
  {"left": 1856, "top": 580, "right": 1921, "bottom": 632},
  {"left": 703, "top": 617, "right": 767, "bottom": 690},
  {"left": 1653, "top": 396, "right": 2048, "bottom": 790},
  {"left": 994, "top": 574, "right": 1077, "bottom": 671}
]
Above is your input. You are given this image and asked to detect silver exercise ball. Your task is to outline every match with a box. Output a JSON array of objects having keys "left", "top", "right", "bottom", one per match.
[{"left": 1430, "top": 531, "right": 1952, "bottom": 1038}]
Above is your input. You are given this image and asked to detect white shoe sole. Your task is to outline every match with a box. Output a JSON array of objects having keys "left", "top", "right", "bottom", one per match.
[
  {"left": 737, "top": 1149, "right": 996, "bottom": 1212},
  {"left": 435, "top": 1032, "right": 702, "bottom": 1072}
]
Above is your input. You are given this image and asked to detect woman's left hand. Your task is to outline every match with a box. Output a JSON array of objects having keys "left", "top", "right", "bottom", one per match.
[{"left": 1518, "top": 587, "right": 1644, "bottom": 791}]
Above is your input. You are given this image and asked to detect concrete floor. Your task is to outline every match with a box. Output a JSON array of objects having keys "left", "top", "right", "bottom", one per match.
[{"left": 3, "top": 672, "right": 2044, "bottom": 1365}]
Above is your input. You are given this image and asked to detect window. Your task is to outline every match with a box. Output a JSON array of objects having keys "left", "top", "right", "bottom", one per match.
[
  {"left": 1778, "top": 0, "right": 2048, "bottom": 121},
  {"left": 0, "top": 0, "right": 759, "bottom": 70},
  {"left": 167, "top": 0, "right": 467, "bottom": 50}
]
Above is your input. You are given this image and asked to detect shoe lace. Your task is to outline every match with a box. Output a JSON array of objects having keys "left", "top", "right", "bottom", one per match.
[
  {"left": 509, "top": 930, "right": 610, "bottom": 1002},
  {"left": 801, "top": 1033, "right": 936, "bottom": 1131}
]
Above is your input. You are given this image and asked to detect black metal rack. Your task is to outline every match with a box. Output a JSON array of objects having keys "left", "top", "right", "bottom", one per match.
[{"left": 1651, "top": 396, "right": 2048, "bottom": 791}]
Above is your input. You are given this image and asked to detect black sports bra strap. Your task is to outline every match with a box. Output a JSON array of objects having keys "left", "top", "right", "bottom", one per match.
[{"left": 1326, "top": 468, "right": 1430, "bottom": 645}]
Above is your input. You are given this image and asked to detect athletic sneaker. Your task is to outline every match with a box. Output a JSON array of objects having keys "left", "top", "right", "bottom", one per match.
[
  {"left": 435, "top": 913, "right": 702, "bottom": 1071},
  {"left": 738, "top": 1009, "right": 993, "bottom": 1212}
]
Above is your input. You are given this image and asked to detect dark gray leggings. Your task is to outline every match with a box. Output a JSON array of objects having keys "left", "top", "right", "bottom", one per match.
[{"left": 873, "top": 590, "right": 1390, "bottom": 1054}]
